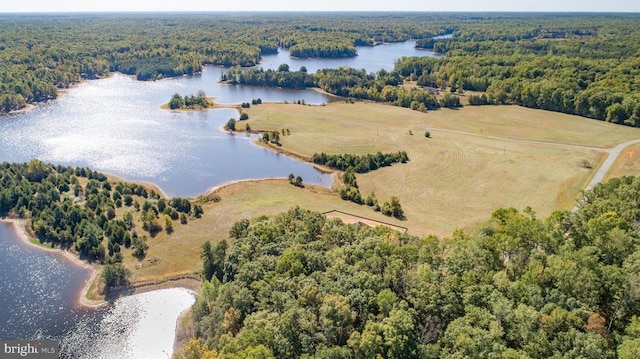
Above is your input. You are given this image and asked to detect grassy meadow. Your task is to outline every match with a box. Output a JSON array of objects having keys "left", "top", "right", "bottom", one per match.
[
  {"left": 111, "top": 102, "right": 640, "bottom": 280},
  {"left": 116, "top": 180, "right": 403, "bottom": 280},
  {"left": 240, "top": 102, "right": 640, "bottom": 231}
]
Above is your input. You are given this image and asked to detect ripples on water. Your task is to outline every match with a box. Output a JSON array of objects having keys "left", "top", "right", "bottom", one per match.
[
  {"left": 0, "top": 223, "right": 91, "bottom": 340},
  {"left": 0, "top": 71, "right": 334, "bottom": 198},
  {"left": 0, "top": 224, "right": 196, "bottom": 359},
  {"left": 60, "top": 289, "right": 195, "bottom": 359},
  {"left": 0, "top": 42, "right": 436, "bottom": 198}
]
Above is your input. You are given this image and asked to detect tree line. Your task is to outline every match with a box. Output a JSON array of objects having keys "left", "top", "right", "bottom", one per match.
[
  {"left": 399, "top": 14, "right": 640, "bottom": 126},
  {"left": 183, "top": 175, "right": 640, "bottom": 358},
  {"left": 290, "top": 42, "right": 357, "bottom": 59},
  {"left": 227, "top": 13, "right": 638, "bottom": 126},
  {"left": 223, "top": 65, "right": 314, "bottom": 89},
  {"left": 228, "top": 66, "right": 461, "bottom": 111},
  {"left": 311, "top": 151, "right": 409, "bottom": 173},
  {"left": 0, "top": 13, "right": 454, "bottom": 114},
  {"left": 309, "top": 151, "right": 409, "bottom": 218},
  {"left": 4, "top": 13, "right": 637, "bottom": 125}
]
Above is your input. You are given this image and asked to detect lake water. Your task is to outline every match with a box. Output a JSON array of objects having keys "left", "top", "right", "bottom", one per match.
[
  {"left": 0, "top": 71, "right": 334, "bottom": 199},
  {"left": 0, "top": 222, "right": 195, "bottom": 358},
  {"left": 0, "top": 223, "right": 92, "bottom": 340},
  {"left": 260, "top": 40, "right": 441, "bottom": 73},
  {"left": 0, "top": 41, "right": 436, "bottom": 357},
  {"left": 60, "top": 288, "right": 195, "bottom": 359},
  {"left": 0, "top": 41, "right": 438, "bottom": 198}
]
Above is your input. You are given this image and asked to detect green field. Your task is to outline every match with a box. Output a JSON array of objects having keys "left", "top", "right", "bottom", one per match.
[
  {"left": 242, "top": 102, "right": 640, "bottom": 233},
  {"left": 247, "top": 103, "right": 640, "bottom": 152},
  {"left": 118, "top": 102, "right": 640, "bottom": 279},
  {"left": 121, "top": 180, "right": 394, "bottom": 280}
]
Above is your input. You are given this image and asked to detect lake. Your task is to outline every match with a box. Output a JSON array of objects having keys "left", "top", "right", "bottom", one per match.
[
  {"left": 0, "top": 41, "right": 437, "bottom": 357},
  {"left": 260, "top": 40, "right": 441, "bottom": 73},
  {"left": 0, "top": 41, "right": 438, "bottom": 198},
  {"left": 0, "top": 222, "right": 92, "bottom": 340},
  {"left": 0, "top": 72, "right": 334, "bottom": 199}
]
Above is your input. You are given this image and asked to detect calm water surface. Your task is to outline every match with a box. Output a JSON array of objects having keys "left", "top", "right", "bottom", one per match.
[
  {"left": 260, "top": 41, "right": 440, "bottom": 73},
  {"left": 0, "top": 42, "right": 436, "bottom": 357}
]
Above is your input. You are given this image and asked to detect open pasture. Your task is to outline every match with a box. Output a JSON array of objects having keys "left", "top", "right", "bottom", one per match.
[{"left": 242, "top": 102, "right": 625, "bottom": 233}]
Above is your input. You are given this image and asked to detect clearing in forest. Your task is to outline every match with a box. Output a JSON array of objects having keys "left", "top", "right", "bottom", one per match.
[{"left": 240, "top": 102, "right": 640, "bottom": 233}]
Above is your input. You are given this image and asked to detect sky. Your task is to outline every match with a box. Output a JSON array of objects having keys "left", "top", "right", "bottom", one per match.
[{"left": 2, "top": 0, "right": 638, "bottom": 13}]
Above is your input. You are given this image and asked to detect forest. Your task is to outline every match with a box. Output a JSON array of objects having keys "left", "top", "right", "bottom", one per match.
[
  {"left": 1, "top": 12, "right": 640, "bottom": 358},
  {"left": 4, "top": 13, "right": 639, "bottom": 125},
  {"left": 0, "top": 13, "right": 451, "bottom": 114},
  {"left": 223, "top": 13, "right": 640, "bottom": 125},
  {"left": 0, "top": 160, "right": 203, "bottom": 286},
  {"left": 183, "top": 176, "right": 640, "bottom": 359}
]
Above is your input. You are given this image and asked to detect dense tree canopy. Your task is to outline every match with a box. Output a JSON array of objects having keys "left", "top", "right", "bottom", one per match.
[
  {"left": 0, "top": 13, "right": 452, "bottom": 114},
  {"left": 398, "top": 15, "right": 640, "bottom": 126},
  {"left": 3, "top": 13, "right": 638, "bottom": 125},
  {"left": 227, "top": 14, "right": 639, "bottom": 125},
  {"left": 0, "top": 161, "right": 202, "bottom": 268},
  {"left": 188, "top": 176, "right": 640, "bottom": 358}
]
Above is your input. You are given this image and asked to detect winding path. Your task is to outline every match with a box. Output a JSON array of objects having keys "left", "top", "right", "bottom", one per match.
[{"left": 428, "top": 127, "right": 640, "bottom": 212}]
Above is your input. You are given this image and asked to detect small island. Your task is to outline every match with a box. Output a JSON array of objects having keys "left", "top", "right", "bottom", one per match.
[{"left": 162, "top": 90, "right": 214, "bottom": 110}]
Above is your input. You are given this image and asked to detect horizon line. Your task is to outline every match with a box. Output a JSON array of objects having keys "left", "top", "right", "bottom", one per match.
[{"left": 1, "top": 10, "right": 639, "bottom": 15}]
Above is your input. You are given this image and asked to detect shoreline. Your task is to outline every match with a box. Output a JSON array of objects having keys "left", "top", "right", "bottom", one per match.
[
  {"left": 0, "top": 218, "right": 202, "bottom": 305},
  {"left": 0, "top": 218, "right": 106, "bottom": 307},
  {"left": 248, "top": 137, "right": 340, "bottom": 186},
  {"left": 1, "top": 217, "right": 200, "bottom": 356},
  {"left": 159, "top": 97, "right": 242, "bottom": 112},
  {"left": 102, "top": 172, "right": 170, "bottom": 199},
  {"left": 206, "top": 177, "right": 298, "bottom": 195},
  {"left": 0, "top": 72, "right": 342, "bottom": 355},
  {"left": 5, "top": 74, "right": 114, "bottom": 117},
  {"left": 217, "top": 122, "right": 338, "bottom": 189}
]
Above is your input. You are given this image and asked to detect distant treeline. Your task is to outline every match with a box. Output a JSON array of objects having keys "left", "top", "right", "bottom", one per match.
[
  {"left": 222, "top": 64, "right": 314, "bottom": 89},
  {"left": 290, "top": 42, "right": 357, "bottom": 58},
  {"left": 395, "top": 53, "right": 640, "bottom": 126},
  {"left": 2, "top": 13, "right": 639, "bottom": 126},
  {"left": 229, "top": 14, "right": 638, "bottom": 126},
  {"left": 227, "top": 66, "right": 461, "bottom": 111},
  {"left": 0, "top": 13, "right": 452, "bottom": 114}
]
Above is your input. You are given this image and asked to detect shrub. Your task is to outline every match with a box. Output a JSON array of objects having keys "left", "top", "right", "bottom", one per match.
[{"left": 225, "top": 118, "right": 236, "bottom": 131}]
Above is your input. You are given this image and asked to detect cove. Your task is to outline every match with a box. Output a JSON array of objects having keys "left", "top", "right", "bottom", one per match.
[
  {"left": 0, "top": 70, "right": 334, "bottom": 199},
  {"left": 0, "top": 222, "right": 195, "bottom": 359}
]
